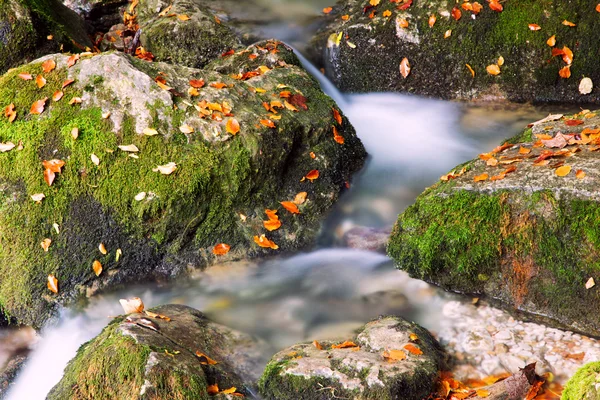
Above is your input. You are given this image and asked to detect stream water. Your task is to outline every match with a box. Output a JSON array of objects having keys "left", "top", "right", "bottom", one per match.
[{"left": 0, "top": 1, "right": 592, "bottom": 399}]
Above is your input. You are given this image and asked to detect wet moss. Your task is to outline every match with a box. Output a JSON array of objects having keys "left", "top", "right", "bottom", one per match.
[{"left": 562, "top": 362, "right": 600, "bottom": 400}]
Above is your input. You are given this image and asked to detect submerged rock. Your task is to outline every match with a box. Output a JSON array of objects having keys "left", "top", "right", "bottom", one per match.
[
  {"left": 0, "top": 41, "right": 365, "bottom": 327},
  {"left": 562, "top": 362, "right": 600, "bottom": 400},
  {"left": 0, "top": 0, "right": 92, "bottom": 75},
  {"left": 310, "top": 0, "right": 600, "bottom": 103},
  {"left": 48, "top": 304, "right": 269, "bottom": 399},
  {"left": 388, "top": 110, "right": 600, "bottom": 337},
  {"left": 258, "top": 316, "right": 444, "bottom": 400}
]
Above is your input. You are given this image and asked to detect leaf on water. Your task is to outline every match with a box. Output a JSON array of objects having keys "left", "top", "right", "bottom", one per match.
[
  {"left": 331, "top": 340, "right": 359, "bottom": 349},
  {"left": 93, "top": 260, "right": 102, "bottom": 276},
  {"left": 226, "top": 118, "right": 240, "bottom": 135},
  {"left": 382, "top": 349, "right": 407, "bottom": 362},
  {"left": 152, "top": 162, "right": 177, "bottom": 175},
  {"left": 474, "top": 173, "right": 488, "bottom": 182},
  {"left": 547, "top": 35, "right": 556, "bottom": 47},
  {"left": 91, "top": 153, "right": 100, "bottom": 166},
  {"left": 486, "top": 64, "right": 500, "bottom": 75},
  {"left": 579, "top": 77, "right": 593, "bottom": 94},
  {"left": 42, "top": 59, "right": 56, "bottom": 73},
  {"left": 400, "top": 57, "right": 411, "bottom": 79},
  {"left": 212, "top": 243, "right": 231, "bottom": 255},
  {"left": 31, "top": 193, "right": 45, "bottom": 202},
  {"left": 195, "top": 351, "right": 219, "bottom": 365},
  {"left": 119, "top": 297, "right": 145, "bottom": 314},
  {"left": 0, "top": 142, "right": 16, "bottom": 152},
  {"left": 118, "top": 144, "right": 139, "bottom": 152},
  {"left": 41, "top": 238, "right": 51, "bottom": 252},
  {"left": 99, "top": 243, "right": 107, "bottom": 255},
  {"left": 586, "top": 277, "right": 595, "bottom": 289},
  {"left": 47, "top": 274, "right": 59, "bottom": 294},
  {"left": 404, "top": 343, "right": 423, "bottom": 355},
  {"left": 253, "top": 234, "right": 278, "bottom": 249},
  {"left": 555, "top": 165, "right": 571, "bottom": 177},
  {"left": 31, "top": 98, "right": 47, "bottom": 115},
  {"left": 281, "top": 201, "right": 300, "bottom": 214}
]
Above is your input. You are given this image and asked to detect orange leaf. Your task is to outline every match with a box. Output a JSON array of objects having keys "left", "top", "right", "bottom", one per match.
[
  {"left": 451, "top": 7, "right": 461, "bottom": 21},
  {"left": 476, "top": 389, "right": 490, "bottom": 398},
  {"left": 383, "top": 10, "right": 392, "bottom": 17},
  {"left": 280, "top": 201, "right": 300, "bottom": 214},
  {"left": 382, "top": 349, "right": 407, "bottom": 362},
  {"left": 42, "top": 59, "right": 56, "bottom": 73},
  {"left": 400, "top": 57, "right": 411, "bottom": 79},
  {"left": 597, "top": 3, "right": 600, "bottom": 12},
  {"left": 67, "top": 54, "right": 79, "bottom": 68},
  {"left": 555, "top": 165, "right": 571, "bottom": 177},
  {"left": 210, "top": 82, "right": 227, "bottom": 89},
  {"left": 331, "top": 340, "right": 358, "bottom": 349},
  {"left": 220, "top": 387, "right": 237, "bottom": 395},
  {"left": 47, "top": 274, "right": 59, "bottom": 294},
  {"left": 226, "top": 118, "right": 240, "bottom": 135},
  {"left": 562, "top": 20, "right": 576, "bottom": 27},
  {"left": 207, "top": 384, "right": 219, "bottom": 395},
  {"left": 332, "top": 108, "right": 342, "bottom": 125},
  {"left": 474, "top": 173, "right": 488, "bottom": 182},
  {"left": 190, "top": 79, "right": 205, "bottom": 88},
  {"left": 260, "top": 119, "right": 276, "bottom": 128},
  {"left": 559, "top": 65, "right": 571, "bottom": 79},
  {"left": 486, "top": 64, "right": 500, "bottom": 75},
  {"left": 428, "top": 14, "right": 436, "bottom": 27},
  {"left": 177, "top": 14, "right": 190, "bottom": 21},
  {"left": 212, "top": 243, "right": 231, "bottom": 255},
  {"left": 313, "top": 340, "right": 323, "bottom": 350},
  {"left": 62, "top": 79, "right": 75, "bottom": 89},
  {"left": 253, "top": 234, "right": 279, "bottom": 249},
  {"left": 565, "top": 119, "right": 583, "bottom": 126},
  {"left": 466, "top": 64, "right": 475, "bottom": 77},
  {"left": 18, "top": 73, "right": 33, "bottom": 80},
  {"left": 43, "top": 159, "right": 65, "bottom": 173},
  {"left": 44, "top": 168, "right": 55, "bottom": 186},
  {"left": 4, "top": 104, "right": 16, "bottom": 123},
  {"left": 341, "top": 14, "right": 349, "bottom": 20},
  {"left": 404, "top": 343, "right": 423, "bottom": 355},
  {"left": 489, "top": 0, "right": 503, "bottom": 11},
  {"left": 409, "top": 333, "right": 419, "bottom": 342},
  {"left": 36, "top": 74, "right": 46, "bottom": 89},
  {"left": 528, "top": 23, "right": 541, "bottom": 31},
  {"left": 333, "top": 126, "right": 344, "bottom": 144},
  {"left": 323, "top": 7, "right": 332, "bottom": 14},
  {"left": 195, "top": 351, "right": 219, "bottom": 365},
  {"left": 519, "top": 146, "right": 531, "bottom": 154},
  {"left": 562, "top": 46, "right": 573, "bottom": 64},
  {"left": 576, "top": 169, "right": 586, "bottom": 179},
  {"left": 41, "top": 238, "right": 51, "bottom": 252},
  {"left": 52, "top": 90, "right": 64, "bottom": 102},
  {"left": 305, "top": 170, "right": 319, "bottom": 182},
  {"left": 264, "top": 218, "right": 282, "bottom": 231},
  {"left": 398, "top": 18, "right": 409, "bottom": 28},
  {"left": 30, "top": 98, "right": 47, "bottom": 115},
  {"left": 472, "top": 2, "right": 483, "bottom": 13},
  {"left": 547, "top": 35, "right": 556, "bottom": 47},
  {"left": 93, "top": 260, "right": 103, "bottom": 276}
]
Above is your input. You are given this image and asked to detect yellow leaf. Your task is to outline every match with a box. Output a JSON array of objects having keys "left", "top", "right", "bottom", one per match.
[
  {"left": 221, "top": 387, "right": 237, "bottom": 394},
  {"left": 226, "top": 118, "right": 240, "bottom": 135},
  {"left": 369, "top": 0, "right": 380, "bottom": 5},
  {"left": 486, "top": 64, "right": 500, "bottom": 75},
  {"left": 497, "top": 56, "right": 504, "bottom": 66},
  {"left": 444, "top": 29, "right": 452, "bottom": 39},
  {"left": 179, "top": 124, "right": 194, "bottom": 134},
  {"left": 41, "top": 238, "right": 51, "bottom": 252},
  {"left": 555, "top": 165, "right": 572, "bottom": 177},
  {"left": 93, "top": 260, "right": 103, "bottom": 276},
  {"left": 47, "top": 274, "right": 59, "bottom": 294},
  {"left": 116, "top": 248, "right": 122, "bottom": 262},
  {"left": 177, "top": 14, "right": 190, "bottom": 21},
  {"left": 99, "top": 243, "right": 107, "bottom": 254},
  {"left": 476, "top": 389, "right": 490, "bottom": 398},
  {"left": 143, "top": 128, "right": 159, "bottom": 136}
]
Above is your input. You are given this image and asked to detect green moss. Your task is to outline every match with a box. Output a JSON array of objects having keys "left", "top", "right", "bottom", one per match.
[
  {"left": 47, "top": 318, "right": 151, "bottom": 400},
  {"left": 562, "top": 362, "right": 600, "bottom": 400}
]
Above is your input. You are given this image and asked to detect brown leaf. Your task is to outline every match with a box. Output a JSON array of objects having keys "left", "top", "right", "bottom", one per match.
[
  {"left": 62, "top": 79, "right": 75, "bottom": 89},
  {"left": 4, "top": 104, "right": 16, "bottom": 123},
  {"left": 400, "top": 57, "right": 411, "bottom": 79},
  {"left": 576, "top": 169, "right": 586, "bottom": 179},
  {"left": 288, "top": 94, "right": 308, "bottom": 110},
  {"left": 190, "top": 79, "right": 205, "bottom": 88},
  {"left": 332, "top": 108, "right": 343, "bottom": 125}
]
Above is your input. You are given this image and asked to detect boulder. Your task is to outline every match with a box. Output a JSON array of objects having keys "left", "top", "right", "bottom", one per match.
[
  {"left": 0, "top": 41, "right": 365, "bottom": 327},
  {"left": 309, "top": 0, "right": 600, "bottom": 103},
  {"left": 562, "top": 362, "right": 600, "bottom": 400},
  {"left": 48, "top": 304, "right": 270, "bottom": 399},
  {"left": 388, "top": 110, "right": 600, "bottom": 336},
  {"left": 258, "top": 316, "right": 444, "bottom": 400},
  {"left": 0, "top": 0, "right": 92, "bottom": 75}
]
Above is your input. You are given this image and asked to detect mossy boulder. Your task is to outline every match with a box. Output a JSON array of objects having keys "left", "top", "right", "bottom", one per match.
[
  {"left": 310, "top": 0, "right": 600, "bottom": 103},
  {"left": 0, "top": 41, "right": 366, "bottom": 328},
  {"left": 48, "top": 304, "right": 269, "bottom": 399},
  {"left": 562, "top": 362, "right": 600, "bottom": 400},
  {"left": 136, "top": 0, "right": 242, "bottom": 69},
  {"left": 388, "top": 110, "right": 600, "bottom": 336},
  {"left": 0, "top": 0, "right": 92, "bottom": 75},
  {"left": 258, "top": 316, "right": 444, "bottom": 400}
]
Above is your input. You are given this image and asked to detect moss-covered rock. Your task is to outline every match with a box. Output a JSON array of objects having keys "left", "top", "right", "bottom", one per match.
[
  {"left": 48, "top": 304, "right": 268, "bottom": 399},
  {"left": 136, "top": 0, "right": 242, "bottom": 69},
  {"left": 388, "top": 110, "right": 600, "bottom": 336},
  {"left": 310, "top": 0, "right": 600, "bottom": 103},
  {"left": 562, "top": 362, "right": 600, "bottom": 400},
  {"left": 0, "top": 41, "right": 366, "bottom": 328},
  {"left": 258, "top": 316, "right": 444, "bottom": 400},
  {"left": 0, "top": 0, "right": 92, "bottom": 75}
]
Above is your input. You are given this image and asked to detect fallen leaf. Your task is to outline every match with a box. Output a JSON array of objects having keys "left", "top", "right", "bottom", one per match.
[
  {"left": 565, "top": 119, "right": 583, "bottom": 126},
  {"left": 18, "top": 73, "right": 33, "bottom": 80},
  {"left": 333, "top": 126, "right": 344, "bottom": 144},
  {"left": 0, "top": 142, "right": 16, "bottom": 152},
  {"left": 281, "top": 201, "right": 300, "bottom": 214},
  {"left": 579, "top": 77, "right": 593, "bottom": 94},
  {"left": 489, "top": 0, "right": 503, "bottom": 11},
  {"left": 519, "top": 146, "right": 531, "bottom": 154},
  {"left": 331, "top": 340, "right": 359, "bottom": 349},
  {"left": 179, "top": 124, "right": 194, "bottom": 134},
  {"left": 474, "top": 173, "right": 488, "bottom": 182},
  {"left": 177, "top": 14, "right": 190, "bottom": 21},
  {"left": 47, "top": 275, "right": 58, "bottom": 294},
  {"left": 289, "top": 94, "right": 308, "bottom": 110},
  {"left": 41, "top": 238, "right": 51, "bottom": 252},
  {"left": 476, "top": 389, "right": 490, "bottom": 398},
  {"left": 264, "top": 218, "right": 281, "bottom": 231},
  {"left": 44, "top": 169, "right": 55, "bottom": 186},
  {"left": 409, "top": 333, "right": 419, "bottom": 342},
  {"left": 99, "top": 243, "right": 107, "bottom": 255},
  {"left": 91, "top": 153, "right": 100, "bottom": 166},
  {"left": 71, "top": 127, "right": 79, "bottom": 140},
  {"left": 260, "top": 119, "right": 276, "bottom": 128},
  {"left": 382, "top": 349, "right": 407, "bottom": 362},
  {"left": 253, "top": 234, "right": 278, "bottom": 249},
  {"left": 383, "top": 10, "right": 392, "bottom": 17},
  {"left": 399, "top": 57, "right": 411, "bottom": 79},
  {"left": 207, "top": 384, "right": 219, "bottom": 395},
  {"left": 143, "top": 128, "right": 159, "bottom": 136},
  {"left": 323, "top": 7, "right": 332, "bottom": 14},
  {"left": 562, "top": 20, "right": 576, "bottom": 27},
  {"left": 305, "top": 169, "right": 319, "bottom": 182},
  {"left": 466, "top": 64, "right": 475, "bottom": 77},
  {"left": 497, "top": 56, "right": 505, "bottom": 66},
  {"left": 4, "top": 104, "right": 16, "bottom": 123},
  {"left": 226, "top": 118, "right": 240, "bottom": 135},
  {"left": 586, "top": 277, "right": 595, "bottom": 289},
  {"left": 212, "top": 243, "right": 231, "bottom": 255},
  {"left": 52, "top": 90, "right": 64, "bottom": 102},
  {"left": 293, "top": 192, "right": 307, "bottom": 205},
  {"left": 559, "top": 65, "right": 571, "bottom": 79},
  {"left": 69, "top": 97, "right": 82, "bottom": 105},
  {"left": 547, "top": 35, "right": 556, "bottom": 47},
  {"left": 144, "top": 310, "right": 171, "bottom": 321},
  {"left": 116, "top": 248, "right": 122, "bottom": 262},
  {"left": 486, "top": 64, "right": 500, "bottom": 75},
  {"left": 220, "top": 387, "right": 237, "bottom": 395},
  {"left": 528, "top": 114, "right": 563, "bottom": 127},
  {"left": 119, "top": 297, "right": 144, "bottom": 314},
  {"left": 67, "top": 54, "right": 79, "bottom": 68},
  {"left": 152, "top": 162, "right": 177, "bottom": 175},
  {"left": 31, "top": 193, "right": 45, "bottom": 202},
  {"left": 528, "top": 23, "right": 541, "bottom": 31},
  {"left": 428, "top": 14, "right": 436, "bottom": 27},
  {"left": 42, "top": 59, "right": 56, "bottom": 73},
  {"left": 134, "top": 192, "right": 146, "bottom": 201},
  {"left": 576, "top": 169, "right": 586, "bottom": 179},
  {"left": 195, "top": 351, "right": 218, "bottom": 365},
  {"left": 444, "top": 29, "right": 452, "bottom": 39},
  {"left": 398, "top": 18, "right": 409, "bottom": 28},
  {"left": 404, "top": 343, "right": 423, "bottom": 355},
  {"left": 118, "top": 144, "right": 139, "bottom": 152},
  {"left": 93, "top": 260, "right": 102, "bottom": 276},
  {"left": 102, "top": 111, "right": 111, "bottom": 119},
  {"left": 210, "top": 82, "right": 227, "bottom": 89},
  {"left": 36, "top": 74, "right": 46, "bottom": 89},
  {"left": 30, "top": 98, "right": 47, "bottom": 115},
  {"left": 62, "top": 79, "right": 75, "bottom": 89},
  {"left": 555, "top": 165, "right": 572, "bottom": 177},
  {"left": 451, "top": 7, "right": 461, "bottom": 20},
  {"left": 189, "top": 79, "right": 205, "bottom": 88},
  {"left": 562, "top": 46, "right": 573, "bottom": 64}
]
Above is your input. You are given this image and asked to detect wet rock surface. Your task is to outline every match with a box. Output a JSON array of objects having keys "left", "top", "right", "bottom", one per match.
[
  {"left": 48, "top": 304, "right": 269, "bottom": 399},
  {"left": 389, "top": 110, "right": 600, "bottom": 338},
  {"left": 258, "top": 316, "right": 445, "bottom": 400},
  {"left": 310, "top": 0, "right": 600, "bottom": 103}
]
